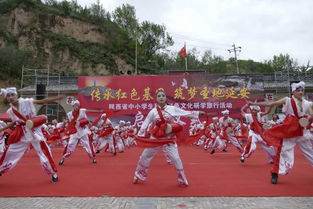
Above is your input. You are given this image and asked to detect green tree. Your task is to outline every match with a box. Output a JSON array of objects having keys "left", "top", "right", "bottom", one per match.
[
  {"left": 89, "top": 0, "right": 108, "bottom": 21},
  {"left": 138, "top": 21, "right": 173, "bottom": 59},
  {"left": 0, "top": 47, "right": 32, "bottom": 78},
  {"left": 201, "top": 50, "right": 224, "bottom": 73},
  {"left": 112, "top": 3, "right": 138, "bottom": 39},
  {"left": 266, "top": 53, "right": 298, "bottom": 72},
  {"left": 297, "top": 61, "right": 312, "bottom": 73}
]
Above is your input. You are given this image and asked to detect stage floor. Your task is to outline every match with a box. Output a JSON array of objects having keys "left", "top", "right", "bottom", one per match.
[{"left": 0, "top": 144, "right": 313, "bottom": 197}]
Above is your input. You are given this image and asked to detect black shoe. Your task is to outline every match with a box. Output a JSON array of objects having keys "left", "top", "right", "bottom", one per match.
[
  {"left": 95, "top": 150, "right": 100, "bottom": 154},
  {"left": 240, "top": 156, "right": 245, "bottom": 163},
  {"left": 92, "top": 159, "right": 97, "bottom": 164},
  {"left": 210, "top": 149, "right": 215, "bottom": 154},
  {"left": 52, "top": 174, "right": 58, "bottom": 183},
  {"left": 113, "top": 152, "right": 117, "bottom": 156},
  {"left": 0, "top": 173, "right": 2, "bottom": 176},
  {"left": 271, "top": 173, "right": 278, "bottom": 184},
  {"left": 222, "top": 149, "right": 227, "bottom": 152},
  {"left": 59, "top": 159, "right": 64, "bottom": 166}
]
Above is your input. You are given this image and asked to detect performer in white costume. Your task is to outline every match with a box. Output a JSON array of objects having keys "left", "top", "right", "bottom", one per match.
[
  {"left": 205, "top": 117, "right": 227, "bottom": 154},
  {"left": 133, "top": 89, "right": 207, "bottom": 187},
  {"left": 59, "top": 100, "right": 102, "bottom": 165},
  {"left": 95, "top": 113, "right": 115, "bottom": 155},
  {"left": 240, "top": 105, "right": 276, "bottom": 163},
  {"left": 114, "top": 120, "right": 126, "bottom": 152},
  {"left": 218, "top": 109, "right": 244, "bottom": 153},
  {"left": 249, "top": 81, "right": 313, "bottom": 184},
  {"left": 0, "top": 87, "right": 62, "bottom": 182}
]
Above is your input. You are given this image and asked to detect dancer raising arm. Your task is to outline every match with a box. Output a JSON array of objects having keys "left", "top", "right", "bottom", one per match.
[
  {"left": 248, "top": 81, "right": 313, "bottom": 184},
  {"left": 0, "top": 87, "right": 64, "bottom": 183},
  {"left": 133, "top": 89, "right": 208, "bottom": 187},
  {"left": 59, "top": 100, "right": 103, "bottom": 165}
]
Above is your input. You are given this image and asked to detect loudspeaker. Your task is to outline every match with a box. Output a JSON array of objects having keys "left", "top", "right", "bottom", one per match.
[{"left": 36, "top": 84, "right": 46, "bottom": 100}]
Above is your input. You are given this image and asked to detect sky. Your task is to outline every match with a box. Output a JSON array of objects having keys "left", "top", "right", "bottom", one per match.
[{"left": 69, "top": 0, "right": 312, "bottom": 65}]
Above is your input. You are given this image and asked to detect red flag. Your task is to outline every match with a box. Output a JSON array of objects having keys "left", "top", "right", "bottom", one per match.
[{"left": 179, "top": 45, "right": 187, "bottom": 58}]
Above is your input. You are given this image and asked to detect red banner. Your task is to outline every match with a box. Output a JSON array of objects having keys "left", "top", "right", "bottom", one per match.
[{"left": 78, "top": 74, "right": 260, "bottom": 127}]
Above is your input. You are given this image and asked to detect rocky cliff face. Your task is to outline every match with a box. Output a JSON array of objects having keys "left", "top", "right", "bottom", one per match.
[{"left": 0, "top": 4, "right": 135, "bottom": 76}]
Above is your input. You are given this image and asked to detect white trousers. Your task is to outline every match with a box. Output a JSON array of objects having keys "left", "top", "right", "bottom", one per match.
[
  {"left": 134, "top": 143, "right": 188, "bottom": 184},
  {"left": 115, "top": 136, "right": 124, "bottom": 152},
  {"left": 227, "top": 134, "right": 244, "bottom": 153},
  {"left": 127, "top": 136, "right": 136, "bottom": 146},
  {"left": 242, "top": 131, "right": 276, "bottom": 162},
  {"left": 0, "top": 140, "right": 57, "bottom": 175},
  {"left": 211, "top": 136, "right": 227, "bottom": 150},
  {"left": 279, "top": 136, "right": 313, "bottom": 175},
  {"left": 0, "top": 137, "right": 5, "bottom": 154},
  {"left": 62, "top": 134, "right": 95, "bottom": 160},
  {"left": 96, "top": 135, "right": 114, "bottom": 153}
]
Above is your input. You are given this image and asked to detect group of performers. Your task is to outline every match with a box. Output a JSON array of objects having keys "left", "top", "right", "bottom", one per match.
[
  {"left": 190, "top": 81, "right": 313, "bottom": 184},
  {"left": 1, "top": 81, "right": 313, "bottom": 186},
  {"left": 191, "top": 105, "right": 277, "bottom": 164},
  {"left": 0, "top": 88, "right": 137, "bottom": 183}
]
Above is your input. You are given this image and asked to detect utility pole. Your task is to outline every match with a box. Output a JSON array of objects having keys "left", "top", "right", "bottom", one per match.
[
  {"left": 135, "top": 26, "right": 138, "bottom": 75},
  {"left": 228, "top": 44, "right": 241, "bottom": 74}
]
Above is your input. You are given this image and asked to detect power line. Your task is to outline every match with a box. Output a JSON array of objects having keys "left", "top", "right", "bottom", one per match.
[
  {"left": 173, "top": 40, "right": 227, "bottom": 51},
  {"left": 168, "top": 32, "right": 230, "bottom": 47}
]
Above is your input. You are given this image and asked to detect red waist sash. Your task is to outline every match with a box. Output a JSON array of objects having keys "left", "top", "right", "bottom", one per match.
[
  {"left": 263, "top": 115, "right": 303, "bottom": 146},
  {"left": 7, "top": 122, "right": 25, "bottom": 145},
  {"left": 135, "top": 136, "right": 177, "bottom": 148}
]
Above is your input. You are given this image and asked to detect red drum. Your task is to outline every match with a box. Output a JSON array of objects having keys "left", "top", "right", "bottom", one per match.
[
  {"left": 149, "top": 123, "right": 166, "bottom": 138},
  {"left": 165, "top": 123, "right": 183, "bottom": 134},
  {"left": 26, "top": 115, "right": 47, "bottom": 129},
  {"left": 299, "top": 117, "right": 309, "bottom": 128},
  {"left": 78, "top": 118, "right": 89, "bottom": 127},
  {"left": 149, "top": 122, "right": 183, "bottom": 138}
]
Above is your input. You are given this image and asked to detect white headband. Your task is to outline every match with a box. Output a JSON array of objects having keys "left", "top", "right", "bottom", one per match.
[
  {"left": 72, "top": 100, "right": 80, "bottom": 106},
  {"left": 212, "top": 117, "right": 218, "bottom": 120},
  {"left": 291, "top": 81, "right": 305, "bottom": 92},
  {"left": 221, "top": 109, "right": 229, "bottom": 115},
  {"left": 0, "top": 87, "right": 17, "bottom": 97}
]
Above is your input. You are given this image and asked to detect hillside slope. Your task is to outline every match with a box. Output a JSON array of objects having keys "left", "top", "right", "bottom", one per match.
[{"left": 0, "top": 2, "right": 135, "bottom": 77}]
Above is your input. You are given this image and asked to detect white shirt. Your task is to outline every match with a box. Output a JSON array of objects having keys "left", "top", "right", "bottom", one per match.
[
  {"left": 138, "top": 105, "right": 199, "bottom": 138},
  {"left": 7, "top": 98, "right": 45, "bottom": 142}
]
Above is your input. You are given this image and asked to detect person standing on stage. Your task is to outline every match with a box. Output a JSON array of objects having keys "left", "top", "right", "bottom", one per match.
[
  {"left": 133, "top": 89, "right": 207, "bottom": 187},
  {"left": 0, "top": 87, "right": 62, "bottom": 183},
  {"left": 95, "top": 113, "right": 115, "bottom": 155},
  {"left": 205, "top": 116, "right": 226, "bottom": 154},
  {"left": 248, "top": 81, "right": 313, "bottom": 184},
  {"left": 114, "top": 120, "right": 126, "bottom": 152},
  {"left": 240, "top": 105, "right": 276, "bottom": 163},
  {"left": 59, "top": 100, "right": 102, "bottom": 165},
  {"left": 218, "top": 109, "right": 244, "bottom": 153}
]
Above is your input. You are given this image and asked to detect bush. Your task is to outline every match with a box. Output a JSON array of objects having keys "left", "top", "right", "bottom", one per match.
[{"left": 0, "top": 46, "right": 32, "bottom": 78}]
